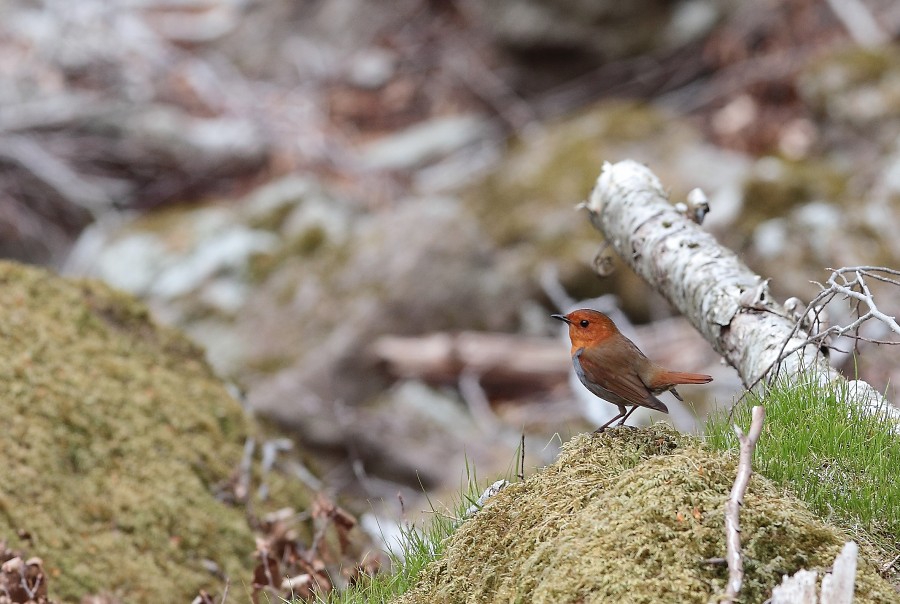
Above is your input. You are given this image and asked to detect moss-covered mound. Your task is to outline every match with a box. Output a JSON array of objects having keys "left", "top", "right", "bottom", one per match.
[
  {"left": 0, "top": 261, "right": 254, "bottom": 602},
  {"left": 397, "top": 426, "right": 897, "bottom": 603}
]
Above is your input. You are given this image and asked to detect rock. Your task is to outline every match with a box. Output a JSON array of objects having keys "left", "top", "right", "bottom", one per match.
[
  {"left": 753, "top": 218, "right": 789, "bottom": 260},
  {"left": 242, "top": 175, "right": 319, "bottom": 225},
  {"left": 74, "top": 210, "right": 279, "bottom": 324},
  {"left": 345, "top": 47, "right": 397, "bottom": 89},
  {"left": 244, "top": 195, "right": 527, "bottom": 427},
  {"left": 92, "top": 232, "right": 169, "bottom": 295},
  {"left": 0, "top": 260, "right": 255, "bottom": 602},
  {"left": 360, "top": 114, "right": 496, "bottom": 170},
  {"left": 151, "top": 225, "right": 278, "bottom": 299}
]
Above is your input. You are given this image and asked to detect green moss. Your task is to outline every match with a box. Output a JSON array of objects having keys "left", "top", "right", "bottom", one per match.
[
  {"left": 246, "top": 201, "right": 297, "bottom": 233},
  {"left": 246, "top": 250, "right": 280, "bottom": 283},
  {"left": 799, "top": 46, "right": 900, "bottom": 115},
  {"left": 288, "top": 225, "right": 328, "bottom": 256},
  {"left": 396, "top": 426, "right": 896, "bottom": 603},
  {"left": 739, "top": 159, "right": 850, "bottom": 241},
  {"left": 246, "top": 225, "right": 334, "bottom": 285},
  {"left": 466, "top": 102, "right": 672, "bottom": 249},
  {"left": 0, "top": 261, "right": 255, "bottom": 603}
]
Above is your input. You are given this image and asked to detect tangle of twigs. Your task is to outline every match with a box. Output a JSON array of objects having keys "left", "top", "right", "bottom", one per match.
[{"left": 748, "top": 266, "right": 900, "bottom": 395}]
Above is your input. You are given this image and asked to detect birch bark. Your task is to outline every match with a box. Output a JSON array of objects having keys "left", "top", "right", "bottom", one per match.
[{"left": 585, "top": 160, "right": 888, "bottom": 410}]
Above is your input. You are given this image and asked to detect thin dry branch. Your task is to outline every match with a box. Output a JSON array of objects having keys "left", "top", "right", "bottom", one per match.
[
  {"left": 721, "top": 405, "right": 766, "bottom": 604},
  {"left": 518, "top": 433, "right": 525, "bottom": 482},
  {"left": 371, "top": 331, "right": 569, "bottom": 394},
  {"left": 0, "top": 135, "right": 114, "bottom": 215},
  {"left": 766, "top": 267, "right": 900, "bottom": 396},
  {"left": 458, "top": 369, "right": 505, "bottom": 434}
]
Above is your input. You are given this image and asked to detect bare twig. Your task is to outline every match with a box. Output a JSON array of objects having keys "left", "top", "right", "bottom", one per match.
[
  {"left": 518, "top": 433, "right": 525, "bottom": 482},
  {"left": 881, "top": 551, "right": 900, "bottom": 574},
  {"left": 259, "top": 543, "right": 277, "bottom": 590},
  {"left": 257, "top": 438, "right": 293, "bottom": 501},
  {"left": 721, "top": 405, "right": 766, "bottom": 604},
  {"left": 308, "top": 512, "right": 331, "bottom": 563},
  {"left": 538, "top": 263, "right": 575, "bottom": 312},
  {"left": 459, "top": 369, "right": 503, "bottom": 434},
  {"left": 431, "top": 509, "right": 463, "bottom": 523},
  {"left": 0, "top": 134, "right": 114, "bottom": 215},
  {"left": 17, "top": 560, "right": 40, "bottom": 601},
  {"left": 219, "top": 578, "right": 230, "bottom": 604},
  {"left": 745, "top": 266, "right": 900, "bottom": 397},
  {"left": 445, "top": 51, "right": 538, "bottom": 132},
  {"left": 463, "top": 479, "right": 510, "bottom": 518},
  {"left": 0, "top": 95, "right": 106, "bottom": 132},
  {"left": 236, "top": 437, "right": 254, "bottom": 502}
]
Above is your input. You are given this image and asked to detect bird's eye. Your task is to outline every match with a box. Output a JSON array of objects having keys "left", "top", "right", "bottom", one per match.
[{"left": 579, "top": 319, "right": 589, "bottom": 328}]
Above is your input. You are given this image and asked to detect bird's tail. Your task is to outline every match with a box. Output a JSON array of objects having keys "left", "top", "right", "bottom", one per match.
[{"left": 659, "top": 371, "right": 713, "bottom": 385}]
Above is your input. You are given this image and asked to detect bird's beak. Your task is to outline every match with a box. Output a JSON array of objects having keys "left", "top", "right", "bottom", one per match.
[{"left": 551, "top": 314, "right": 571, "bottom": 324}]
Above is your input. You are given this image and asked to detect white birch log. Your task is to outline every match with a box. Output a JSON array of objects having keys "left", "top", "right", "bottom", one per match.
[
  {"left": 585, "top": 160, "right": 888, "bottom": 409},
  {"left": 770, "top": 569, "right": 818, "bottom": 604},
  {"left": 769, "top": 541, "right": 858, "bottom": 604}
]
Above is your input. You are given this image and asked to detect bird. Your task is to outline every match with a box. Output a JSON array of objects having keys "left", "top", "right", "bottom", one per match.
[{"left": 552, "top": 309, "right": 712, "bottom": 432}]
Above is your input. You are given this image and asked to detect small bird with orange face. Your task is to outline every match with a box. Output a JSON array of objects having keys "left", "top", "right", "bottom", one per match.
[{"left": 552, "top": 309, "right": 712, "bottom": 432}]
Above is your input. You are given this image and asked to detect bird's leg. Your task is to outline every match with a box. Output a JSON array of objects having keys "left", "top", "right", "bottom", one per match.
[
  {"left": 594, "top": 406, "right": 628, "bottom": 433},
  {"left": 616, "top": 405, "right": 640, "bottom": 427}
]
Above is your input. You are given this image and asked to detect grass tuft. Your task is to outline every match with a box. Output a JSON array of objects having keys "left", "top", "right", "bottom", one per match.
[
  {"left": 318, "top": 449, "right": 515, "bottom": 604},
  {"left": 705, "top": 374, "right": 900, "bottom": 553}
]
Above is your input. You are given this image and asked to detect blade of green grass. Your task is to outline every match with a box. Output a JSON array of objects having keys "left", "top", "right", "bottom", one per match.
[{"left": 314, "top": 453, "right": 510, "bottom": 604}]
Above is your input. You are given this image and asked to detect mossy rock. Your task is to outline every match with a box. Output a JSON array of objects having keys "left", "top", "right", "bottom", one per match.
[
  {"left": 397, "top": 426, "right": 897, "bottom": 603},
  {"left": 0, "top": 260, "right": 254, "bottom": 602}
]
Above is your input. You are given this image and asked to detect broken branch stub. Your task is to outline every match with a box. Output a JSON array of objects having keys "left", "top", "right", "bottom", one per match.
[{"left": 770, "top": 541, "right": 859, "bottom": 604}]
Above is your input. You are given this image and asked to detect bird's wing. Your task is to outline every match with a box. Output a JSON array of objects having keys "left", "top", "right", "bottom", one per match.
[{"left": 575, "top": 346, "right": 668, "bottom": 413}]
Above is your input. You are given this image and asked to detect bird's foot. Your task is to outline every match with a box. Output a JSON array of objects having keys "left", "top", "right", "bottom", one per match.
[{"left": 593, "top": 424, "right": 637, "bottom": 435}]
